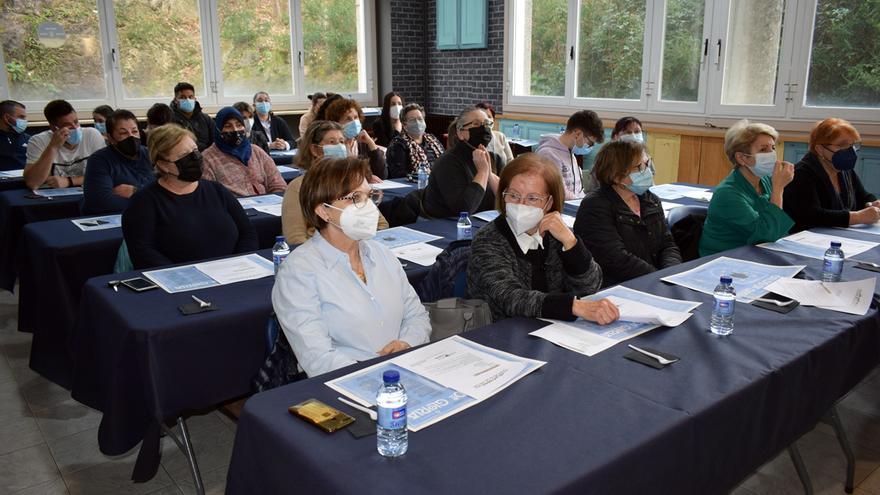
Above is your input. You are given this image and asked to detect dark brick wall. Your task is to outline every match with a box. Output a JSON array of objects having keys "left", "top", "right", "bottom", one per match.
[{"left": 389, "top": 0, "right": 505, "bottom": 117}]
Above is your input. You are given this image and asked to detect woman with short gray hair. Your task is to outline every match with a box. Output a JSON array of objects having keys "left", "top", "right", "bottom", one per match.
[{"left": 699, "top": 119, "right": 795, "bottom": 256}]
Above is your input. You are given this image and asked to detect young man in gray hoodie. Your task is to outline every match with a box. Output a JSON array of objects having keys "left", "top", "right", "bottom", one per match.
[{"left": 537, "top": 110, "right": 604, "bottom": 200}]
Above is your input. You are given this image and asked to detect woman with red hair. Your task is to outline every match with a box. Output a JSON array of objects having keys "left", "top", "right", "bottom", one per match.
[{"left": 783, "top": 118, "right": 878, "bottom": 232}]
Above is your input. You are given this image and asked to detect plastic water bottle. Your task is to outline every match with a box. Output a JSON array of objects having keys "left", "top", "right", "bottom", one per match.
[
  {"left": 417, "top": 162, "right": 428, "bottom": 189},
  {"left": 272, "top": 236, "right": 290, "bottom": 275},
  {"left": 457, "top": 212, "right": 473, "bottom": 240},
  {"left": 710, "top": 276, "right": 735, "bottom": 336},
  {"left": 822, "top": 241, "right": 844, "bottom": 282},
  {"left": 559, "top": 125, "right": 566, "bottom": 134},
  {"left": 512, "top": 123, "right": 521, "bottom": 140},
  {"left": 377, "top": 369, "right": 407, "bottom": 457}
]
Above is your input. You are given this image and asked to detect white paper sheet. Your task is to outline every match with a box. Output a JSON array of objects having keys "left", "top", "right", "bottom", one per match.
[
  {"left": 374, "top": 227, "right": 442, "bottom": 249},
  {"left": 392, "top": 243, "right": 444, "bottom": 266},
  {"left": 565, "top": 199, "right": 582, "bottom": 207},
  {"left": 194, "top": 254, "right": 274, "bottom": 285},
  {"left": 681, "top": 190, "right": 713, "bottom": 202},
  {"left": 661, "top": 256, "right": 805, "bottom": 302},
  {"left": 759, "top": 230, "right": 878, "bottom": 260},
  {"left": 32, "top": 187, "right": 83, "bottom": 197},
  {"left": 253, "top": 204, "right": 283, "bottom": 217},
  {"left": 371, "top": 180, "right": 412, "bottom": 190},
  {"left": 661, "top": 202, "right": 683, "bottom": 213},
  {"left": 606, "top": 295, "right": 695, "bottom": 327},
  {"left": 0, "top": 169, "right": 24, "bottom": 178},
  {"left": 839, "top": 223, "right": 880, "bottom": 236},
  {"left": 71, "top": 215, "right": 122, "bottom": 231},
  {"left": 473, "top": 210, "right": 500, "bottom": 222},
  {"left": 237, "top": 194, "right": 283, "bottom": 208},
  {"left": 276, "top": 165, "right": 298, "bottom": 173},
  {"left": 765, "top": 277, "right": 875, "bottom": 315},
  {"left": 649, "top": 183, "right": 710, "bottom": 201}
]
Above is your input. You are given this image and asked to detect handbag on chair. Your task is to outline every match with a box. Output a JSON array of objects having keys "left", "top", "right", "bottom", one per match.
[{"left": 423, "top": 297, "right": 492, "bottom": 342}]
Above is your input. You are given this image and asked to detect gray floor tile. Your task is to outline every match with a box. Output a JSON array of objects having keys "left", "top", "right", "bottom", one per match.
[
  {"left": 144, "top": 486, "right": 183, "bottom": 495},
  {"left": 160, "top": 418, "right": 234, "bottom": 484},
  {"left": 795, "top": 426, "right": 880, "bottom": 486},
  {"left": 32, "top": 399, "right": 102, "bottom": 444},
  {"left": 0, "top": 414, "right": 44, "bottom": 457},
  {"left": 0, "top": 444, "right": 61, "bottom": 494},
  {"left": 175, "top": 465, "right": 227, "bottom": 495},
  {"left": 11, "top": 477, "right": 69, "bottom": 495},
  {"left": 12, "top": 367, "right": 70, "bottom": 411},
  {"left": 739, "top": 449, "right": 849, "bottom": 495},
  {"left": 63, "top": 461, "right": 175, "bottom": 495},
  {"left": 48, "top": 427, "right": 135, "bottom": 476}
]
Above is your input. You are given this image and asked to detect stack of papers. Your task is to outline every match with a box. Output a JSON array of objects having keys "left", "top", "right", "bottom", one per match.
[
  {"left": 238, "top": 194, "right": 283, "bottom": 209},
  {"left": 530, "top": 286, "right": 700, "bottom": 356},
  {"left": 661, "top": 256, "right": 804, "bottom": 302},
  {"left": 71, "top": 215, "right": 122, "bottom": 231},
  {"left": 326, "top": 336, "right": 545, "bottom": 431},
  {"left": 371, "top": 180, "right": 413, "bottom": 190},
  {"left": 373, "top": 226, "right": 445, "bottom": 266},
  {"left": 32, "top": 187, "right": 83, "bottom": 197},
  {"left": 649, "top": 184, "right": 710, "bottom": 201},
  {"left": 764, "top": 277, "right": 875, "bottom": 315},
  {"left": 841, "top": 223, "right": 880, "bottom": 236},
  {"left": 759, "top": 231, "right": 878, "bottom": 260},
  {"left": 143, "top": 253, "right": 274, "bottom": 293}
]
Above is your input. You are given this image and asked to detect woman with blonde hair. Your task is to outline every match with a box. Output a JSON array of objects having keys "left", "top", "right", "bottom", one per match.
[
  {"left": 467, "top": 153, "right": 616, "bottom": 324},
  {"left": 699, "top": 120, "right": 795, "bottom": 256},
  {"left": 783, "top": 118, "right": 878, "bottom": 232}
]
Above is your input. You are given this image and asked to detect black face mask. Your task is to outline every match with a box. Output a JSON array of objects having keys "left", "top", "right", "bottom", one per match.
[
  {"left": 168, "top": 150, "right": 203, "bottom": 182},
  {"left": 466, "top": 125, "right": 493, "bottom": 149},
  {"left": 221, "top": 130, "right": 247, "bottom": 147},
  {"left": 113, "top": 136, "right": 141, "bottom": 159}
]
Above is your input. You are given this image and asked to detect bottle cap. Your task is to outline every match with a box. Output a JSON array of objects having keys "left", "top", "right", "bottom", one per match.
[
  {"left": 720, "top": 276, "right": 733, "bottom": 284},
  {"left": 382, "top": 369, "right": 400, "bottom": 383},
  {"left": 459, "top": 212, "right": 468, "bottom": 217},
  {"left": 831, "top": 241, "right": 842, "bottom": 248},
  {"left": 275, "top": 235, "right": 286, "bottom": 242}
]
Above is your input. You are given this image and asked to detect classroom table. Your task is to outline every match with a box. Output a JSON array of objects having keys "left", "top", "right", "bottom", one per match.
[
  {"left": 0, "top": 188, "right": 82, "bottom": 291},
  {"left": 68, "top": 217, "right": 481, "bottom": 481},
  {"left": 0, "top": 175, "right": 26, "bottom": 192},
  {"left": 269, "top": 150, "right": 298, "bottom": 166},
  {"left": 19, "top": 207, "right": 285, "bottom": 388},
  {"left": 225, "top": 231, "right": 880, "bottom": 494}
]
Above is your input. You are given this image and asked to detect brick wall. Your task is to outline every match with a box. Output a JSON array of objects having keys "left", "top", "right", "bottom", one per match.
[{"left": 389, "top": 0, "right": 505, "bottom": 117}]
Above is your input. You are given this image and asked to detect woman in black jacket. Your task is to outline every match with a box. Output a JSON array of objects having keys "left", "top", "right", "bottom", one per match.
[
  {"left": 372, "top": 91, "right": 403, "bottom": 147},
  {"left": 783, "top": 118, "right": 879, "bottom": 233},
  {"left": 573, "top": 140, "right": 681, "bottom": 287}
]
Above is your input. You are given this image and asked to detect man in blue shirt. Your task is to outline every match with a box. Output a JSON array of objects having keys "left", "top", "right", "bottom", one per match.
[{"left": 0, "top": 100, "right": 30, "bottom": 171}]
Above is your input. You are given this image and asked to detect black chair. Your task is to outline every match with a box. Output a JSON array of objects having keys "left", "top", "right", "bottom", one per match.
[
  {"left": 416, "top": 240, "right": 471, "bottom": 303},
  {"left": 668, "top": 205, "right": 708, "bottom": 262},
  {"left": 252, "top": 313, "right": 306, "bottom": 393}
]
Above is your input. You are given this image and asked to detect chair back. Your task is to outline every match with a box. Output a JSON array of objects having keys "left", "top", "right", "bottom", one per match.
[
  {"left": 252, "top": 313, "right": 306, "bottom": 393},
  {"left": 416, "top": 240, "right": 471, "bottom": 302},
  {"left": 669, "top": 206, "right": 708, "bottom": 262}
]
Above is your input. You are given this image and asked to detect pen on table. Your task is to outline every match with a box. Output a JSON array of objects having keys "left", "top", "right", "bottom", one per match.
[{"left": 337, "top": 397, "right": 377, "bottom": 420}]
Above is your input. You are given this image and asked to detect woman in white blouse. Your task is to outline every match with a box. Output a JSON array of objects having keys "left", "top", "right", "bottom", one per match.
[{"left": 271, "top": 156, "right": 431, "bottom": 377}]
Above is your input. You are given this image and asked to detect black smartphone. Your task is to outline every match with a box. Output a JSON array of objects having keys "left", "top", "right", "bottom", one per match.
[{"left": 121, "top": 277, "right": 159, "bottom": 292}]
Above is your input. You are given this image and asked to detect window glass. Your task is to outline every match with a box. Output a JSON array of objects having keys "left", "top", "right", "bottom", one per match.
[
  {"left": 659, "top": 0, "right": 705, "bottom": 102},
  {"left": 720, "top": 0, "right": 785, "bottom": 106},
  {"left": 301, "top": 0, "right": 360, "bottom": 94},
  {"left": 576, "top": 0, "right": 646, "bottom": 100},
  {"left": 511, "top": 0, "right": 568, "bottom": 97}
]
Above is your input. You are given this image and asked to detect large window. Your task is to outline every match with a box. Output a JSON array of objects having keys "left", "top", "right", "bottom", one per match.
[
  {"left": 0, "top": 0, "right": 375, "bottom": 111},
  {"left": 506, "top": 0, "right": 880, "bottom": 120}
]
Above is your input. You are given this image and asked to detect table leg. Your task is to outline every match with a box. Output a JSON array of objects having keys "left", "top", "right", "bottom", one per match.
[
  {"left": 161, "top": 417, "right": 205, "bottom": 495},
  {"left": 824, "top": 405, "right": 855, "bottom": 493},
  {"left": 787, "top": 443, "right": 813, "bottom": 495}
]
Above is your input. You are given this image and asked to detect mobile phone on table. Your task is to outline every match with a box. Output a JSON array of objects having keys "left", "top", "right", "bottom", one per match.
[
  {"left": 289, "top": 398, "right": 355, "bottom": 433},
  {"left": 120, "top": 277, "right": 158, "bottom": 292}
]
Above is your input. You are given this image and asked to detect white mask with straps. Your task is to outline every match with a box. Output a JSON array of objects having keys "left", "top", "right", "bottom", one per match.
[
  {"left": 323, "top": 198, "right": 380, "bottom": 240},
  {"left": 505, "top": 203, "right": 544, "bottom": 235}
]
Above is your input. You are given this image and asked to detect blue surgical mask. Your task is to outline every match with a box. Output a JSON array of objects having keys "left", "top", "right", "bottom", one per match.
[
  {"left": 405, "top": 120, "right": 426, "bottom": 136},
  {"left": 95, "top": 122, "right": 106, "bottom": 134},
  {"left": 749, "top": 151, "right": 777, "bottom": 177},
  {"left": 66, "top": 127, "right": 83, "bottom": 146},
  {"left": 178, "top": 98, "right": 196, "bottom": 113},
  {"left": 322, "top": 143, "right": 349, "bottom": 159},
  {"left": 626, "top": 167, "right": 654, "bottom": 195},
  {"left": 619, "top": 132, "right": 644, "bottom": 143},
  {"left": 13, "top": 118, "right": 28, "bottom": 134},
  {"left": 255, "top": 101, "right": 271, "bottom": 115},
  {"left": 343, "top": 119, "right": 362, "bottom": 140},
  {"left": 572, "top": 141, "right": 593, "bottom": 156},
  {"left": 830, "top": 146, "right": 858, "bottom": 171}
]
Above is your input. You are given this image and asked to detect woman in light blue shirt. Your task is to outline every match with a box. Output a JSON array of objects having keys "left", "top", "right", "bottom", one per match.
[{"left": 271, "top": 156, "right": 431, "bottom": 377}]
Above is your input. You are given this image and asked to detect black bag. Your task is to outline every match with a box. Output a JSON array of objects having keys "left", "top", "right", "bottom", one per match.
[{"left": 252, "top": 314, "right": 306, "bottom": 393}]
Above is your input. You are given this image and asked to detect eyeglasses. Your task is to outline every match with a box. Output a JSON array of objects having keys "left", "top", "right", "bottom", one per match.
[
  {"left": 633, "top": 157, "right": 654, "bottom": 173},
  {"left": 824, "top": 142, "right": 861, "bottom": 152},
  {"left": 337, "top": 189, "right": 384, "bottom": 208},
  {"left": 459, "top": 120, "right": 494, "bottom": 131},
  {"left": 502, "top": 190, "right": 549, "bottom": 208}
]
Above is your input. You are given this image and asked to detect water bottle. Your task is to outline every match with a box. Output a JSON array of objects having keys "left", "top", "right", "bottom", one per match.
[
  {"left": 822, "top": 241, "right": 844, "bottom": 282},
  {"left": 559, "top": 125, "right": 566, "bottom": 134},
  {"left": 457, "top": 212, "right": 473, "bottom": 240},
  {"left": 271, "top": 236, "right": 290, "bottom": 275},
  {"left": 512, "top": 123, "right": 521, "bottom": 140},
  {"left": 377, "top": 369, "right": 407, "bottom": 457},
  {"left": 710, "top": 276, "right": 735, "bottom": 336},
  {"left": 417, "top": 162, "right": 428, "bottom": 190}
]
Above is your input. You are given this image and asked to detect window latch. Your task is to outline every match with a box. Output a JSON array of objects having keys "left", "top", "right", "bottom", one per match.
[{"left": 569, "top": 46, "right": 574, "bottom": 61}]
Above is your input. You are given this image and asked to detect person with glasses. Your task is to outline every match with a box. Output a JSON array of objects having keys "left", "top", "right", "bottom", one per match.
[
  {"left": 574, "top": 141, "right": 680, "bottom": 287},
  {"left": 475, "top": 101, "right": 514, "bottom": 167},
  {"left": 272, "top": 156, "right": 431, "bottom": 377},
  {"left": 699, "top": 120, "right": 795, "bottom": 257},
  {"left": 385, "top": 103, "right": 445, "bottom": 179},
  {"left": 537, "top": 110, "right": 604, "bottom": 200},
  {"left": 783, "top": 118, "right": 878, "bottom": 233},
  {"left": 422, "top": 106, "right": 502, "bottom": 218},
  {"left": 24, "top": 99, "right": 105, "bottom": 189},
  {"left": 122, "top": 125, "right": 257, "bottom": 269},
  {"left": 282, "top": 120, "right": 390, "bottom": 244},
  {"left": 467, "top": 153, "right": 616, "bottom": 324}
]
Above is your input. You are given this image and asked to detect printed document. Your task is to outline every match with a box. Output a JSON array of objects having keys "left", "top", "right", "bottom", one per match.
[
  {"left": 237, "top": 194, "right": 283, "bottom": 208},
  {"left": 649, "top": 184, "right": 710, "bottom": 201},
  {"left": 392, "top": 243, "right": 443, "bottom": 266},
  {"left": 661, "top": 256, "right": 804, "bottom": 302},
  {"left": 759, "top": 230, "right": 878, "bottom": 260},
  {"left": 374, "top": 226, "right": 442, "bottom": 249},
  {"left": 764, "top": 277, "right": 875, "bottom": 315},
  {"left": 144, "top": 253, "right": 274, "bottom": 293},
  {"left": 71, "top": 215, "right": 122, "bottom": 231}
]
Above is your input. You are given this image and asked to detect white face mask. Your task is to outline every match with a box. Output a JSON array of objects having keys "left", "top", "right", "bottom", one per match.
[
  {"left": 244, "top": 118, "right": 254, "bottom": 133},
  {"left": 324, "top": 199, "right": 380, "bottom": 240},
  {"left": 619, "top": 132, "right": 644, "bottom": 143},
  {"left": 389, "top": 104, "right": 403, "bottom": 120},
  {"left": 505, "top": 203, "right": 545, "bottom": 235}
]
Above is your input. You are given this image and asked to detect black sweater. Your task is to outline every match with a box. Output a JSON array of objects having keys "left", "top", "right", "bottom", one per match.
[
  {"left": 574, "top": 185, "right": 681, "bottom": 288},
  {"left": 422, "top": 142, "right": 500, "bottom": 218},
  {"left": 783, "top": 152, "right": 876, "bottom": 233},
  {"left": 122, "top": 179, "right": 258, "bottom": 269}
]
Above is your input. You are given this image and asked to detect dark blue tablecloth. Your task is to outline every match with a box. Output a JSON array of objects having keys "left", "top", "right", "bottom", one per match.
[
  {"left": 0, "top": 189, "right": 82, "bottom": 291},
  {"left": 224, "top": 232, "right": 880, "bottom": 494},
  {"left": 270, "top": 151, "right": 297, "bottom": 166},
  {"left": 0, "top": 176, "right": 26, "bottom": 192}
]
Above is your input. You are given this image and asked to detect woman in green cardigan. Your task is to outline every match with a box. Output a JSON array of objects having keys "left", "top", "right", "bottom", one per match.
[{"left": 699, "top": 120, "right": 795, "bottom": 257}]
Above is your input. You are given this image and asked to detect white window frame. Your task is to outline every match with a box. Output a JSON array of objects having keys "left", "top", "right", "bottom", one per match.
[{"left": 0, "top": 0, "right": 377, "bottom": 115}]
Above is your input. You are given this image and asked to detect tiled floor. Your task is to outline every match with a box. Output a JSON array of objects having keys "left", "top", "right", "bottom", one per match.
[{"left": 2, "top": 285, "right": 880, "bottom": 495}]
